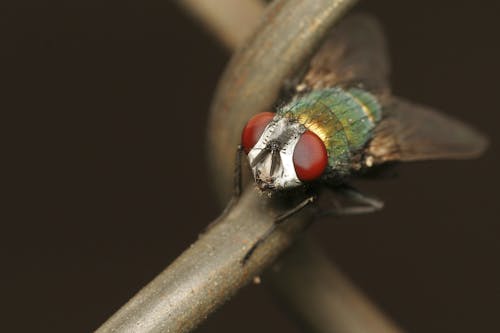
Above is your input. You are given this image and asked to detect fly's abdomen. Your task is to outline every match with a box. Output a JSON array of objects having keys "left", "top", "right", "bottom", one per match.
[{"left": 278, "top": 87, "right": 381, "bottom": 176}]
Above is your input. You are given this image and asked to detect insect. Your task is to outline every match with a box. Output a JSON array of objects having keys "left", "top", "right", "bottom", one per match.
[{"left": 237, "top": 14, "right": 488, "bottom": 263}]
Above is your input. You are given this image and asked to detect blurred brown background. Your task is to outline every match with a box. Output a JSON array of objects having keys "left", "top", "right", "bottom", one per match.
[{"left": 1, "top": 1, "right": 499, "bottom": 332}]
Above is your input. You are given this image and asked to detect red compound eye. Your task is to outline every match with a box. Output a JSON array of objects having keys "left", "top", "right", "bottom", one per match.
[
  {"left": 241, "top": 112, "right": 275, "bottom": 154},
  {"left": 293, "top": 130, "right": 328, "bottom": 181}
]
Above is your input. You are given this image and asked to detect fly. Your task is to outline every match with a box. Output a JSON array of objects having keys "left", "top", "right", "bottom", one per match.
[{"left": 236, "top": 14, "right": 488, "bottom": 264}]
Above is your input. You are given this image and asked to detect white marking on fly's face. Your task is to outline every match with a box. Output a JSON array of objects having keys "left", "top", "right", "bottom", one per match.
[{"left": 248, "top": 116, "right": 305, "bottom": 191}]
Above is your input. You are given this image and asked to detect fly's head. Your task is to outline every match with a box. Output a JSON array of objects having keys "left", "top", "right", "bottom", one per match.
[{"left": 241, "top": 112, "right": 328, "bottom": 192}]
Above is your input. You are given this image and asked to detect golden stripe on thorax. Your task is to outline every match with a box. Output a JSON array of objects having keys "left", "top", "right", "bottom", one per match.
[{"left": 344, "top": 91, "right": 376, "bottom": 123}]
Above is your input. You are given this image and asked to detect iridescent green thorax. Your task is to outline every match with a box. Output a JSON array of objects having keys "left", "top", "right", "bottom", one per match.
[{"left": 278, "top": 87, "right": 382, "bottom": 179}]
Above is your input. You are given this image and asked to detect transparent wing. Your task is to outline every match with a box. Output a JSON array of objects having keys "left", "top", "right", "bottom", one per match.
[
  {"left": 299, "top": 14, "right": 390, "bottom": 94},
  {"left": 367, "top": 98, "right": 488, "bottom": 163},
  {"left": 298, "top": 14, "right": 488, "bottom": 163}
]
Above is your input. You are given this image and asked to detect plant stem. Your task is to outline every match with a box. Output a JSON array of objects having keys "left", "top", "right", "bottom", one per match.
[
  {"left": 267, "top": 238, "right": 402, "bottom": 333},
  {"left": 97, "top": 1, "right": 403, "bottom": 332},
  {"left": 177, "top": 0, "right": 264, "bottom": 50},
  {"left": 208, "top": 0, "right": 359, "bottom": 203},
  {"left": 96, "top": 187, "right": 315, "bottom": 333}
]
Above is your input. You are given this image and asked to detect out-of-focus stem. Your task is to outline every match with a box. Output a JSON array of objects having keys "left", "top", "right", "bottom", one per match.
[
  {"left": 177, "top": 0, "right": 265, "bottom": 50},
  {"left": 267, "top": 238, "right": 403, "bottom": 333}
]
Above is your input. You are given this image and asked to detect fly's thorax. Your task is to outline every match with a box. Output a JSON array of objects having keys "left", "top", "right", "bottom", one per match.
[
  {"left": 277, "top": 87, "right": 382, "bottom": 178},
  {"left": 248, "top": 115, "right": 306, "bottom": 191}
]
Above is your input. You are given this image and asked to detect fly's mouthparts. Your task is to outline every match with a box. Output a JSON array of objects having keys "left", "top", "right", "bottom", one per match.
[
  {"left": 256, "top": 177, "right": 275, "bottom": 190},
  {"left": 269, "top": 140, "right": 281, "bottom": 151},
  {"left": 260, "top": 183, "right": 275, "bottom": 190}
]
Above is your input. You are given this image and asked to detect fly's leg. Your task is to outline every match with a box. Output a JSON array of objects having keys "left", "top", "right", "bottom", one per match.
[
  {"left": 241, "top": 196, "right": 316, "bottom": 265},
  {"left": 318, "top": 185, "right": 384, "bottom": 217},
  {"left": 204, "top": 145, "right": 243, "bottom": 232},
  {"left": 228, "top": 144, "right": 244, "bottom": 200}
]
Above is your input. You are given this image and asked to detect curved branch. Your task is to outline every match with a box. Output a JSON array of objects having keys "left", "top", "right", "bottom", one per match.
[
  {"left": 208, "top": 0, "right": 358, "bottom": 203},
  {"left": 97, "top": 1, "right": 403, "bottom": 332}
]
